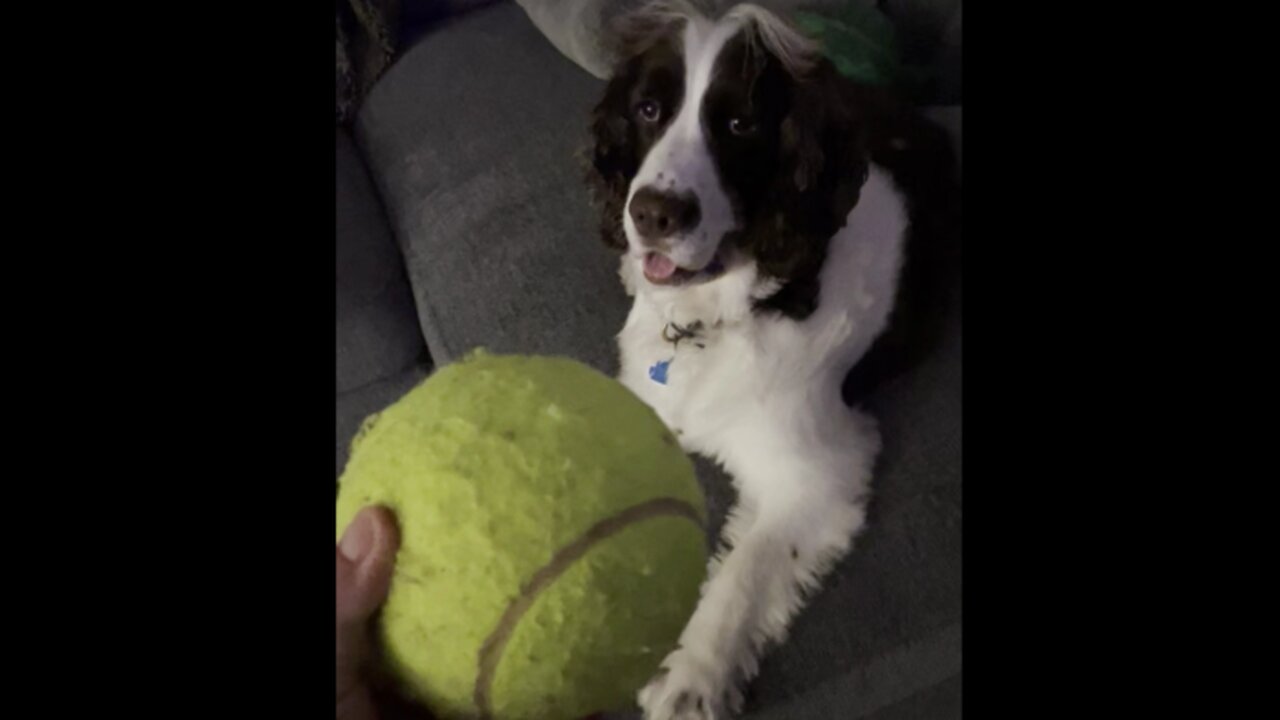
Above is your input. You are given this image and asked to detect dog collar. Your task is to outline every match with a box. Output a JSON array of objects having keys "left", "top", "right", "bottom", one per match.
[
  {"left": 649, "top": 320, "right": 707, "bottom": 386},
  {"left": 661, "top": 320, "right": 704, "bottom": 349}
]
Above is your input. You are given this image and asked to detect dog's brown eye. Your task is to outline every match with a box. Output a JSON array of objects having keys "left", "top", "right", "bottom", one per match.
[
  {"left": 729, "top": 117, "right": 757, "bottom": 136},
  {"left": 637, "top": 100, "right": 661, "bottom": 123}
]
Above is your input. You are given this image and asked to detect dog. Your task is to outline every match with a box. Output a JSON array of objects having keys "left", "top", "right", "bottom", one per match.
[{"left": 585, "top": 2, "right": 957, "bottom": 718}]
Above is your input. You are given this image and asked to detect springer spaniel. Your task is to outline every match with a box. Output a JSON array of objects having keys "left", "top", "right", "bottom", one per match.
[{"left": 585, "top": 3, "right": 957, "bottom": 718}]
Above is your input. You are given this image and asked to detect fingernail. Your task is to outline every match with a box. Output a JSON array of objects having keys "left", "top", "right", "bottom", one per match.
[{"left": 339, "top": 510, "right": 376, "bottom": 562}]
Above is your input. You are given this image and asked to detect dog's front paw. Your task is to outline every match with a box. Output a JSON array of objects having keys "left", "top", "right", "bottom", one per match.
[{"left": 637, "top": 648, "right": 740, "bottom": 720}]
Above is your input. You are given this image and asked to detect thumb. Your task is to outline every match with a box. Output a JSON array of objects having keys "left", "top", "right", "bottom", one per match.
[
  {"left": 337, "top": 506, "right": 399, "bottom": 716},
  {"left": 336, "top": 506, "right": 399, "bottom": 625}
]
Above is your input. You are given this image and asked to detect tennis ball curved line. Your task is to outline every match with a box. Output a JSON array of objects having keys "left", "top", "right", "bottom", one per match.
[{"left": 473, "top": 497, "right": 704, "bottom": 719}]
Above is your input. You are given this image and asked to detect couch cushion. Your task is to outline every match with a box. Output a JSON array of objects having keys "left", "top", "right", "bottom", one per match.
[
  {"left": 336, "top": 127, "right": 429, "bottom": 394},
  {"left": 357, "top": 1, "right": 629, "bottom": 375}
]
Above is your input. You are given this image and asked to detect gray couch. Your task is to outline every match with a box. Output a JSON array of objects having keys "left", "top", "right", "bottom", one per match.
[{"left": 336, "top": 2, "right": 961, "bottom": 717}]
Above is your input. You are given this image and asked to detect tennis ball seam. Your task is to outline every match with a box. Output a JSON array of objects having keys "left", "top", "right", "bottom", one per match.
[{"left": 473, "top": 496, "right": 704, "bottom": 719}]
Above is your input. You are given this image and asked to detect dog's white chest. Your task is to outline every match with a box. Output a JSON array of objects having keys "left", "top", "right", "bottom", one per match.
[{"left": 617, "top": 304, "right": 757, "bottom": 453}]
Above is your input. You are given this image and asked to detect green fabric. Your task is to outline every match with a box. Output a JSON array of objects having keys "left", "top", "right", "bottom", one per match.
[
  {"left": 793, "top": 2, "right": 938, "bottom": 99},
  {"left": 793, "top": 3, "right": 902, "bottom": 86}
]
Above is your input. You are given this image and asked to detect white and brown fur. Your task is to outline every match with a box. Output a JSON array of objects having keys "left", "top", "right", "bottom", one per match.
[{"left": 586, "top": 3, "right": 957, "bottom": 718}]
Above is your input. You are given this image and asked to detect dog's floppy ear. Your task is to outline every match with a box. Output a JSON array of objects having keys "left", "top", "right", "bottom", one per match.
[
  {"left": 584, "top": 2, "right": 689, "bottom": 251},
  {"left": 778, "top": 61, "right": 870, "bottom": 235},
  {"left": 588, "top": 71, "right": 637, "bottom": 203},
  {"left": 585, "top": 71, "right": 637, "bottom": 251},
  {"left": 740, "top": 59, "right": 871, "bottom": 318}
]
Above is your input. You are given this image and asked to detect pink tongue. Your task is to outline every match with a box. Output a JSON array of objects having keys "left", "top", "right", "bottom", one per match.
[{"left": 644, "top": 252, "right": 677, "bottom": 280}]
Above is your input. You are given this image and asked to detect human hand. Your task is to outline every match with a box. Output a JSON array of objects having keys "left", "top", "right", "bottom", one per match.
[{"left": 336, "top": 507, "right": 400, "bottom": 720}]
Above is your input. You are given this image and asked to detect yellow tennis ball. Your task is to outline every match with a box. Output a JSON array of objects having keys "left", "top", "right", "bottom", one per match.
[{"left": 336, "top": 352, "right": 706, "bottom": 720}]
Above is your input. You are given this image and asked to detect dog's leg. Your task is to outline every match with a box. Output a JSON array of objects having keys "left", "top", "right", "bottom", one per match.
[
  {"left": 638, "top": 410, "right": 879, "bottom": 720},
  {"left": 704, "top": 498, "right": 757, "bottom": 582}
]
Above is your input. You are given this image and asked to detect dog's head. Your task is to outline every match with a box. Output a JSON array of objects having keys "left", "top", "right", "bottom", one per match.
[{"left": 587, "top": 2, "right": 874, "bottom": 307}]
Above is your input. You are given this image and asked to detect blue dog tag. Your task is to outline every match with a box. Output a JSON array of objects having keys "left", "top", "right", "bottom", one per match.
[{"left": 648, "top": 359, "right": 671, "bottom": 385}]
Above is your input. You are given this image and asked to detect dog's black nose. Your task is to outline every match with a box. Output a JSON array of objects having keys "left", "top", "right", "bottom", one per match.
[{"left": 629, "top": 187, "right": 700, "bottom": 243}]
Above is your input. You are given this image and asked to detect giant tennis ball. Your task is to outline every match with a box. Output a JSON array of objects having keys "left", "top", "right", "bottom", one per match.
[{"left": 336, "top": 352, "right": 706, "bottom": 720}]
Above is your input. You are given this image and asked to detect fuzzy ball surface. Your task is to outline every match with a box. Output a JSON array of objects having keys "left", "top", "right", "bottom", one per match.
[{"left": 336, "top": 352, "right": 706, "bottom": 720}]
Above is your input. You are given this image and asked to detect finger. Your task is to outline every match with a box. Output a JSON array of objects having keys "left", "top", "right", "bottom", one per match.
[
  {"left": 336, "top": 506, "right": 401, "bottom": 712},
  {"left": 336, "top": 506, "right": 400, "bottom": 625}
]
